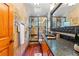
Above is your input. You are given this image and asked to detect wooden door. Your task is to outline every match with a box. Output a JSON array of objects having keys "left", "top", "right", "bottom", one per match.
[{"left": 0, "top": 4, "right": 13, "bottom": 56}]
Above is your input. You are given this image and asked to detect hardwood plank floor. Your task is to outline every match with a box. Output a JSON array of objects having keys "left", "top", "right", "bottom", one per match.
[
  {"left": 23, "top": 41, "right": 54, "bottom": 56},
  {"left": 23, "top": 42, "right": 42, "bottom": 56}
]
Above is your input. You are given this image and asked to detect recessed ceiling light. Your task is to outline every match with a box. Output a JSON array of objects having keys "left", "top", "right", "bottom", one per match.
[{"left": 33, "top": 3, "right": 39, "bottom": 5}]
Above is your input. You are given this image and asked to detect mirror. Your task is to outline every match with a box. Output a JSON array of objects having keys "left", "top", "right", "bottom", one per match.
[{"left": 51, "top": 3, "right": 79, "bottom": 29}]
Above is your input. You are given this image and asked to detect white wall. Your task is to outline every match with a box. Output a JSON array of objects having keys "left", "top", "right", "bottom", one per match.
[{"left": 13, "top": 3, "right": 30, "bottom": 44}]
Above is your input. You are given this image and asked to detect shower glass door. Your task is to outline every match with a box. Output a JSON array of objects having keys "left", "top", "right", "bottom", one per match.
[
  {"left": 29, "top": 16, "right": 47, "bottom": 42},
  {"left": 29, "top": 16, "right": 39, "bottom": 42}
]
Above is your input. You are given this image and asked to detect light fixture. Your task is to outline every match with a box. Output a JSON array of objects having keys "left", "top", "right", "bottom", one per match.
[{"left": 34, "top": 3, "right": 39, "bottom": 5}]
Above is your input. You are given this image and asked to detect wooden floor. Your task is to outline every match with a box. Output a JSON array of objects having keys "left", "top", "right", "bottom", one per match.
[
  {"left": 23, "top": 42, "right": 42, "bottom": 56},
  {"left": 23, "top": 41, "right": 54, "bottom": 56},
  {"left": 22, "top": 31, "right": 54, "bottom": 56}
]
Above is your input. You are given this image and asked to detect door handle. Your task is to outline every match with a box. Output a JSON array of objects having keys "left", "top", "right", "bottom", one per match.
[{"left": 9, "top": 40, "right": 14, "bottom": 44}]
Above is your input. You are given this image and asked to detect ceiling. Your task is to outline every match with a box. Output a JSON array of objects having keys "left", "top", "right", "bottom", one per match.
[
  {"left": 53, "top": 3, "right": 76, "bottom": 17},
  {"left": 24, "top": 3, "right": 51, "bottom": 16},
  {"left": 24, "top": 3, "right": 76, "bottom": 17}
]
